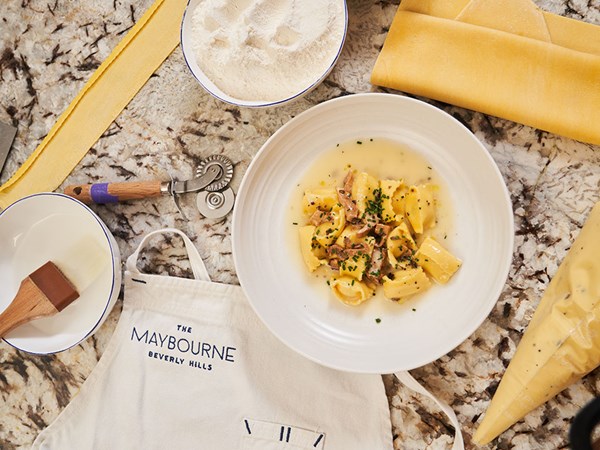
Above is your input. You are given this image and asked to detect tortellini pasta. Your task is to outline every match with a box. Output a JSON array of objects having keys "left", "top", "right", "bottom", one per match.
[
  {"left": 415, "top": 236, "right": 462, "bottom": 284},
  {"left": 351, "top": 172, "right": 378, "bottom": 217},
  {"left": 404, "top": 184, "right": 436, "bottom": 234},
  {"left": 330, "top": 276, "right": 374, "bottom": 306},
  {"left": 298, "top": 225, "right": 324, "bottom": 272},
  {"left": 313, "top": 206, "right": 346, "bottom": 247},
  {"left": 380, "top": 179, "right": 403, "bottom": 223},
  {"left": 382, "top": 267, "right": 431, "bottom": 301},
  {"left": 339, "top": 252, "right": 370, "bottom": 281},
  {"left": 387, "top": 222, "right": 417, "bottom": 270},
  {"left": 303, "top": 188, "right": 338, "bottom": 215},
  {"left": 298, "top": 168, "right": 461, "bottom": 307}
]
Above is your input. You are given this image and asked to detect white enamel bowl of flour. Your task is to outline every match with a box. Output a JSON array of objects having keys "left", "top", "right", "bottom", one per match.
[{"left": 181, "top": 0, "right": 348, "bottom": 107}]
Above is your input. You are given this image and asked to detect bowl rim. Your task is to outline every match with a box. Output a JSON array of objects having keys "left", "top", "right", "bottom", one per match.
[
  {"left": 232, "top": 92, "right": 515, "bottom": 373},
  {"left": 0, "top": 192, "right": 120, "bottom": 354},
  {"left": 179, "top": 0, "right": 349, "bottom": 108}
]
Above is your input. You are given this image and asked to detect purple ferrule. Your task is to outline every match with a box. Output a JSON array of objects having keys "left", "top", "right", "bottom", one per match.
[{"left": 90, "top": 183, "right": 119, "bottom": 204}]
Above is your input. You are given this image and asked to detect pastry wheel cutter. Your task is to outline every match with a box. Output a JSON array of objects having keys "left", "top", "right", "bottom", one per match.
[{"left": 64, "top": 155, "right": 235, "bottom": 219}]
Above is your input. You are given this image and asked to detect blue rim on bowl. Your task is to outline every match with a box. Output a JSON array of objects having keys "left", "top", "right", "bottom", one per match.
[
  {"left": 180, "top": 0, "right": 349, "bottom": 108},
  {"left": 0, "top": 192, "right": 121, "bottom": 354}
]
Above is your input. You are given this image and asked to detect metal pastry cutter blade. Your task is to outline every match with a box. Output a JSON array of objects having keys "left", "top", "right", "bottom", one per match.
[
  {"left": 196, "top": 155, "right": 235, "bottom": 219},
  {"left": 196, "top": 155, "right": 234, "bottom": 192},
  {"left": 195, "top": 155, "right": 235, "bottom": 219},
  {"left": 196, "top": 187, "right": 235, "bottom": 219}
]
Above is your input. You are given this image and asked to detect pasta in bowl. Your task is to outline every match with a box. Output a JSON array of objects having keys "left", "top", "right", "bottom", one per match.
[
  {"left": 232, "top": 93, "right": 513, "bottom": 373},
  {"left": 292, "top": 137, "right": 462, "bottom": 308},
  {"left": 298, "top": 166, "right": 462, "bottom": 306}
]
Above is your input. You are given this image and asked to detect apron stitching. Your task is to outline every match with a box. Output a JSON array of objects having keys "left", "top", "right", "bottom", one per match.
[
  {"left": 124, "top": 290, "right": 247, "bottom": 310},
  {"left": 314, "top": 434, "right": 324, "bottom": 447},
  {"left": 122, "top": 305, "right": 249, "bottom": 326},
  {"left": 125, "top": 271, "right": 243, "bottom": 292}
]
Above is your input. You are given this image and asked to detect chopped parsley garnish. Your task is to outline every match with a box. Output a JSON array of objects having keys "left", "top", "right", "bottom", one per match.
[{"left": 364, "top": 188, "right": 383, "bottom": 217}]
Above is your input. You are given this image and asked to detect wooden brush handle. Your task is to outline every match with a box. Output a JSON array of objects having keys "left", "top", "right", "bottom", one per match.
[
  {"left": 0, "top": 278, "right": 58, "bottom": 337},
  {"left": 64, "top": 180, "right": 165, "bottom": 204}
]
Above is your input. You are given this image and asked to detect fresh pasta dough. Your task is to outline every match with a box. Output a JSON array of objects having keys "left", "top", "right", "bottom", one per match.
[{"left": 298, "top": 168, "right": 462, "bottom": 306}]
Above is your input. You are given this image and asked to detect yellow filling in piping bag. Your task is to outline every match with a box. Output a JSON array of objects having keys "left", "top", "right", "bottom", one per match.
[{"left": 474, "top": 202, "right": 600, "bottom": 444}]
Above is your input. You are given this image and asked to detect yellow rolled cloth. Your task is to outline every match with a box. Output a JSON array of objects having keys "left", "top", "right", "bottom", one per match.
[
  {"left": 0, "top": 0, "right": 188, "bottom": 210},
  {"left": 371, "top": 0, "right": 600, "bottom": 146}
]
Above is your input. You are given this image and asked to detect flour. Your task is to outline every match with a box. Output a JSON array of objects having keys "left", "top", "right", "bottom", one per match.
[{"left": 190, "top": 0, "right": 346, "bottom": 102}]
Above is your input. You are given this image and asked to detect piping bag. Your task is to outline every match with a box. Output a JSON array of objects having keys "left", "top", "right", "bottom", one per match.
[
  {"left": 474, "top": 202, "right": 600, "bottom": 444},
  {"left": 0, "top": 0, "right": 188, "bottom": 210}
]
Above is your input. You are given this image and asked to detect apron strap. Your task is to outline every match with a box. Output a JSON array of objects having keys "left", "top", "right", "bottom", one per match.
[
  {"left": 394, "top": 371, "right": 464, "bottom": 450},
  {"left": 125, "top": 228, "right": 211, "bottom": 282}
]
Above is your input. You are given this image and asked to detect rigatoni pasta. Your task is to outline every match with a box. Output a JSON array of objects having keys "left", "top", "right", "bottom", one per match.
[{"left": 298, "top": 169, "right": 461, "bottom": 306}]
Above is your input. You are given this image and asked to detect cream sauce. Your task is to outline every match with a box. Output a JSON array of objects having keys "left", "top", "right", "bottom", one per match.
[{"left": 286, "top": 137, "right": 455, "bottom": 296}]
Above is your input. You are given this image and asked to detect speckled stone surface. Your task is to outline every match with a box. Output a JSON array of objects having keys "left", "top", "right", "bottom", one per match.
[{"left": 1, "top": 0, "right": 600, "bottom": 448}]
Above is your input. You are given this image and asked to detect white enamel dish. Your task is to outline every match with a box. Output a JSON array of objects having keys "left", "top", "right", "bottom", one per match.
[
  {"left": 0, "top": 193, "right": 121, "bottom": 354},
  {"left": 232, "top": 93, "right": 514, "bottom": 373},
  {"left": 180, "top": 0, "right": 348, "bottom": 108}
]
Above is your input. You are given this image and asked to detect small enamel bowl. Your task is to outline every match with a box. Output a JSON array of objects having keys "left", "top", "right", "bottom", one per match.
[
  {"left": 0, "top": 193, "right": 121, "bottom": 354},
  {"left": 180, "top": 0, "right": 348, "bottom": 108}
]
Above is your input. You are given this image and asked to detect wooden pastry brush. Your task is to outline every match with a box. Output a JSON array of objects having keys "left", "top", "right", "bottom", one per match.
[{"left": 0, "top": 261, "right": 80, "bottom": 337}]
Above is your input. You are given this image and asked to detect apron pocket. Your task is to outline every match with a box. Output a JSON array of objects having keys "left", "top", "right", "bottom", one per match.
[{"left": 241, "top": 418, "right": 325, "bottom": 449}]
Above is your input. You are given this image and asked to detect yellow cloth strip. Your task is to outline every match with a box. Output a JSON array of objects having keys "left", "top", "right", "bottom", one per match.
[
  {"left": 0, "top": 0, "right": 188, "bottom": 209},
  {"left": 371, "top": 0, "right": 600, "bottom": 146},
  {"left": 474, "top": 202, "right": 600, "bottom": 444}
]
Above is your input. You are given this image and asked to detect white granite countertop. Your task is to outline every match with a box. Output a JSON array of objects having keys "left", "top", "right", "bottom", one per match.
[{"left": 1, "top": 0, "right": 600, "bottom": 448}]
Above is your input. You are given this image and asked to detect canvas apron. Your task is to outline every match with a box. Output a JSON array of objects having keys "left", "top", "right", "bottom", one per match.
[{"left": 32, "top": 228, "right": 394, "bottom": 450}]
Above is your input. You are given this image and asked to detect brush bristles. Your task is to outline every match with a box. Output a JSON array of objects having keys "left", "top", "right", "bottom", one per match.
[{"left": 29, "top": 262, "right": 80, "bottom": 312}]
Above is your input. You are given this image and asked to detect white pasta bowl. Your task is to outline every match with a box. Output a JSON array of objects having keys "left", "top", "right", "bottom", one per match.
[
  {"left": 0, "top": 193, "right": 121, "bottom": 354},
  {"left": 180, "top": 0, "right": 348, "bottom": 108},
  {"left": 232, "top": 93, "right": 514, "bottom": 373}
]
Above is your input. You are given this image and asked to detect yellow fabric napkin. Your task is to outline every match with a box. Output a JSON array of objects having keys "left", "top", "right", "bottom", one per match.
[
  {"left": 371, "top": 0, "right": 600, "bottom": 146},
  {"left": 474, "top": 202, "right": 600, "bottom": 444},
  {"left": 0, "top": 0, "right": 188, "bottom": 209}
]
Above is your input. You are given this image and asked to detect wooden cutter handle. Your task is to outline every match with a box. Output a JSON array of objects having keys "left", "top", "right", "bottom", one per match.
[{"left": 64, "top": 180, "right": 165, "bottom": 204}]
